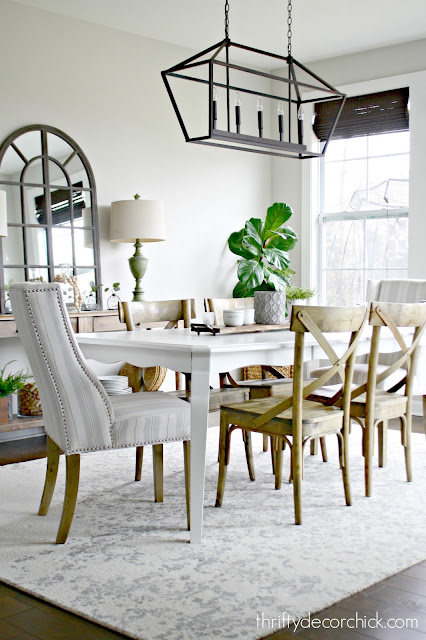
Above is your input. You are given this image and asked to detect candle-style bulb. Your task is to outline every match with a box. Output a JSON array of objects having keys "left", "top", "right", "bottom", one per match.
[
  {"left": 212, "top": 86, "right": 218, "bottom": 129},
  {"left": 298, "top": 105, "right": 304, "bottom": 145},
  {"left": 257, "top": 96, "right": 263, "bottom": 138},
  {"left": 277, "top": 101, "right": 284, "bottom": 141},
  {"left": 235, "top": 92, "right": 241, "bottom": 133}
]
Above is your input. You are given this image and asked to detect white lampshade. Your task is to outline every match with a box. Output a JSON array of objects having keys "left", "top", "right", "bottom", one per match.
[
  {"left": 110, "top": 199, "right": 166, "bottom": 243},
  {"left": 0, "top": 190, "right": 7, "bottom": 237}
]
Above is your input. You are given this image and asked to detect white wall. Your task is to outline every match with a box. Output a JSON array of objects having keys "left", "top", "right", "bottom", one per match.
[
  {"left": 0, "top": 0, "right": 272, "bottom": 372},
  {"left": 0, "top": 0, "right": 272, "bottom": 309}
]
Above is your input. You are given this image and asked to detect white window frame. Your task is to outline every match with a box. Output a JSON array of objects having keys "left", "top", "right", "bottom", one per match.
[{"left": 317, "top": 132, "right": 409, "bottom": 305}]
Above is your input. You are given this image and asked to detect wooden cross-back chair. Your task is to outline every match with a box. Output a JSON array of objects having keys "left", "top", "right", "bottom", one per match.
[
  {"left": 119, "top": 298, "right": 195, "bottom": 391},
  {"left": 204, "top": 296, "right": 289, "bottom": 385},
  {"left": 205, "top": 296, "right": 327, "bottom": 476},
  {"left": 215, "top": 304, "right": 368, "bottom": 525},
  {"left": 348, "top": 301, "right": 426, "bottom": 497},
  {"left": 120, "top": 299, "right": 251, "bottom": 481},
  {"left": 119, "top": 299, "right": 195, "bottom": 482},
  {"left": 205, "top": 297, "right": 291, "bottom": 454}
]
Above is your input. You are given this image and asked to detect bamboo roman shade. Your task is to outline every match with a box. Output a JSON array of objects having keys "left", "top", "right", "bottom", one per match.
[{"left": 313, "top": 88, "right": 409, "bottom": 141}]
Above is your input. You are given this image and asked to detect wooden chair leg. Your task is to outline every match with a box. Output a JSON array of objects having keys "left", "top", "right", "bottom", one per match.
[
  {"left": 135, "top": 446, "right": 143, "bottom": 481},
  {"left": 403, "top": 414, "right": 412, "bottom": 482},
  {"left": 153, "top": 444, "right": 164, "bottom": 502},
  {"left": 270, "top": 437, "right": 276, "bottom": 475},
  {"left": 263, "top": 434, "right": 269, "bottom": 452},
  {"left": 183, "top": 440, "right": 190, "bottom": 531},
  {"left": 39, "top": 436, "right": 61, "bottom": 516},
  {"left": 320, "top": 437, "right": 328, "bottom": 462},
  {"left": 215, "top": 413, "right": 229, "bottom": 507},
  {"left": 378, "top": 420, "right": 387, "bottom": 468},
  {"left": 275, "top": 440, "right": 283, "bottom": 490},
  {"left": 337, "top": 432, "right": 352, "bottom": 506},
  {"left": 292, "top": 440, "right": 302, "bottom": 525},
  {"left": 126, "top": 365, "right": 143, "bottom": 392},
  {"left": 56, "top": 454, "right": 80, "bottom": 544},
  {"left": 310, "top": 438, "right": 318, "bottom": 456},
  {"left": 242, "top": 430, "right": 255, "bottom": 481},
  {"left": 364, "top": 416, "right": 374, "bottom": 497}
]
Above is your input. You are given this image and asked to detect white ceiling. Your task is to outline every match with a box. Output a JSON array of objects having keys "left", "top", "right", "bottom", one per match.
[{"left": 11, "top": 0, "right": 426, "bottom": 63}]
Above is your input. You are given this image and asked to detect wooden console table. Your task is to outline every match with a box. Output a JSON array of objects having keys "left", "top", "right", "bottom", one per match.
[
  {"left": 0, "top": 309, "right": 124, "bottom": 338},
  {"left": 0, "top": 310, "right": 125, "bottom": 437}
]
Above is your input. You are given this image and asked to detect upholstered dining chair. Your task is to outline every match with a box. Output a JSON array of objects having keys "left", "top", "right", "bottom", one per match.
[
  {"left": 215, "top": 304, "right": 368, "bottom": 525},
  {"left": 9, "top": 283, "right": 191, "bottom": 543},
  {"left": 119, "top": 300, "right": 251, "bottom": 479},
  {"left": 348, "top": 301, "right": 426, "bottom": 497}
]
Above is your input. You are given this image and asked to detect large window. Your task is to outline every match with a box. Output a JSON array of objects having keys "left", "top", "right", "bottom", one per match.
[{"left": 319, "top": 130, "right": 409, "bottom": 305}]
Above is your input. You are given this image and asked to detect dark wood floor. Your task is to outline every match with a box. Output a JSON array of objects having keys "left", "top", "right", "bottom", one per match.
[{"left": 1, "top": 417, "right": 425, "bottom": 640}]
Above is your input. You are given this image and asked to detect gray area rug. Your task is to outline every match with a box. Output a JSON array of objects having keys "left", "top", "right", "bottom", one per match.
[{"left": 0, "top": 427, "right": 425, "bottom": 640}]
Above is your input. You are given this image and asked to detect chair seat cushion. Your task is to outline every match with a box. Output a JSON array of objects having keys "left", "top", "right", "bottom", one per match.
[
  {"left": 221, "top": 396, "right": 343, "bottom": 438},
  {"left": 111, "top": 392, "right": 190, "bottom": 448},
  {"left": 310, "top": 363, "right": 406, "bottom": 389}
]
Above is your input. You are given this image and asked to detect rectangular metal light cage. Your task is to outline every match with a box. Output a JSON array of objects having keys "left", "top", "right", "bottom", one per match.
[{"left": 162, "top": 40, "right": 346, "bottom": 160}]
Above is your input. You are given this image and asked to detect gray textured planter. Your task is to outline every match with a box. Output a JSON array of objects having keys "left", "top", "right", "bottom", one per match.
[{"left": 254, "top": 291, "right": 286, "bottom": 324}]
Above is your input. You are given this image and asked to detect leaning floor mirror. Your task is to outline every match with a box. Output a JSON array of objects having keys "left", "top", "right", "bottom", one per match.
[{"left": 0, "top": 124, "right": 102, "bottom": 314}]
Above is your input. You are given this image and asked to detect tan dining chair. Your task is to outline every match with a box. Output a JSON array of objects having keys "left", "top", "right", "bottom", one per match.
[
  {"left": 348, "top": 301, "right": 426, "bottom": 497},
  {"left": 120, "top": 298, "right": 195, "bottom": 392},
  {"left": 308, "top": 278, "right": 426, "bottom": 460},
  {"left": 205, "top": 296, "right": 291, "bottom": 454},
  {"left": 205, "top": 296, "right": 327, "bottom": 478},
  {"left": 9, "top": 283, "right": 191, "bottom": 543},
  {"left": 120, "top": 299, "right": 251, "bottom": 480},
  {"left": 215, "top": 304, "right": 368, "bottom": 525}
]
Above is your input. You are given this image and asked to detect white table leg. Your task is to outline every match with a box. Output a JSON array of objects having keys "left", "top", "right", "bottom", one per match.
[
  {"left": 189, "top": 349, "right": 211, "bottom": 543},
  {"left": 423, "top": 396, "right": 426, "bottom": 437}
]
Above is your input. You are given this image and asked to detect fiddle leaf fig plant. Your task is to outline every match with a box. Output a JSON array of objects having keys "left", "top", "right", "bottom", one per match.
[{"left": 228, "top": 203, "right": 298, "bottom": 298}]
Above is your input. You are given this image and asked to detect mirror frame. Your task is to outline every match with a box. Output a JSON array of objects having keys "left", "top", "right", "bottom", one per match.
[{"left": 0, "top": 124, "right": 102, "bottom": 313}]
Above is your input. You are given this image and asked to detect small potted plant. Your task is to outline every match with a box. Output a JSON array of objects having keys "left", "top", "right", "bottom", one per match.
[
  {"left": 0, "top": 361, "right": 32, "bottom": 423},
  {"left": 104, "top": 282, "right": 121, "bottom": 310},
  {"left": 286, "top": 284, "right": 315, "bottom": 317},
  {"left": 228, "top": 203, "right": 298, "bottom": 324},
  {"left": 82, "top": 281, "right": 101, "bottom": 311}
]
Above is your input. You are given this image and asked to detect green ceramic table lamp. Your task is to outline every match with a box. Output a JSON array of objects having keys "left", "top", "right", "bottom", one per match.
[{"left": 110, "top": 194, "right": 166, "bottom": 301}]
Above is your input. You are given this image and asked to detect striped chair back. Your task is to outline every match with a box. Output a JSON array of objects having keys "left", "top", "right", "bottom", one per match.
[{"left": 9, "top": 282, "right": 114, "bottom": 454}]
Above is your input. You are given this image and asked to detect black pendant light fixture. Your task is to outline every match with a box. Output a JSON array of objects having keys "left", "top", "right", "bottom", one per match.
[{"left": 162, "top": 1, "right": 346, "bottom": 159}]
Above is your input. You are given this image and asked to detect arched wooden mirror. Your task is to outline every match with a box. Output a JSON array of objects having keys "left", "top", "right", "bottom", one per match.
[{"left": 0, "top": 124, "right": 102, "bottom": 313}]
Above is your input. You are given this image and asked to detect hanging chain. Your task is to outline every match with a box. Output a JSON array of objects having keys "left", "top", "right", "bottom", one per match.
[
  {"left": 287, "top": 1, "right": 292, "bottom": 57},
  {"left": 225, "top": 0, "right": 230, "bottom": 39}
]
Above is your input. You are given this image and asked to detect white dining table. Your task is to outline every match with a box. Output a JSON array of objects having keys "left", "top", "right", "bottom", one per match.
[{"left": 76, "top": 326, "right": 426, "bottom": 543}]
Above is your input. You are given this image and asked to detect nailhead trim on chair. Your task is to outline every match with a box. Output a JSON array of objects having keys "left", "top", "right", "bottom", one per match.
[{"left": 24, "top": 286, "right": 115, "bottom": 453}]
